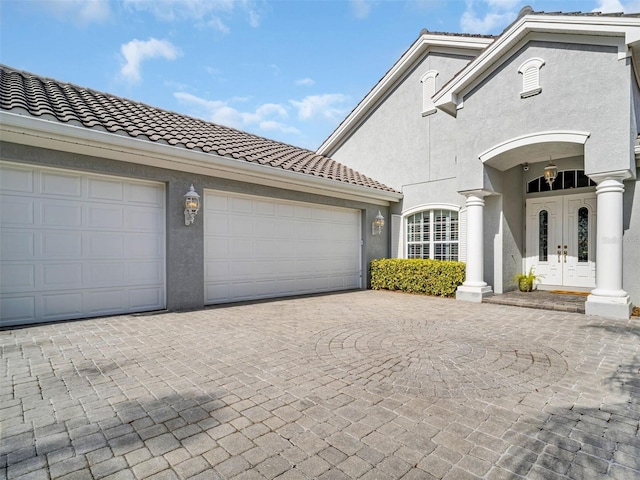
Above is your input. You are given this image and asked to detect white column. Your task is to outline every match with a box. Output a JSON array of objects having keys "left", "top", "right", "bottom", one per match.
[
  {"left": 586, "top": 176, "right": 631, "bottom": 319},
  {"left": 456, "top": 192, "right": 493, "bottom": 302}
]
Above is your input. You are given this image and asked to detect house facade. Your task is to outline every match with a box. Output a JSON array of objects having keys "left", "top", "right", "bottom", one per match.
[
  {"left": 0, "top": 66, "right": 401, "bottom": 327},
  {"left": 318, "top": 8, "right": 640, "bottom": 319}
]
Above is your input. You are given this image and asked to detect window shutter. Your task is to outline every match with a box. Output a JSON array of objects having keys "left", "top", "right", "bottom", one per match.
[
  {"left": 422, "top": 76, "right": 436, "bottom": 111},
  {"left": 391, "top": 214, "right": 403, "bottom": 258},
  {"left": 458, "top": 208, "right": 467, "bottom": 263},
  {"left": 523, "top": 67, "right": 538, "bottom": 93},
  {"left": 420, "top": 70, "right": 438, "bottom": 114},
  {"left": 517, "top": 58, "right": 544, "bottom": 97}
]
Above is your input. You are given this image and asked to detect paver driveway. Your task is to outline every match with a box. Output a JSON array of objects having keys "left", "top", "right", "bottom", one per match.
[{"left": 1, "top": 290, "right": 639, "bottom": 480}]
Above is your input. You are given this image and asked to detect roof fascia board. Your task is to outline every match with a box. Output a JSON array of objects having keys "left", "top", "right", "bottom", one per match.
[
  {"left": 434, "top": 15, "right": 640, "bottom": 116},
  {"left": 0, "top": 112, "right": 401, "bottom": 205},
  {"left": 316, "top": 34, "right": 492, "bottom": 156}
]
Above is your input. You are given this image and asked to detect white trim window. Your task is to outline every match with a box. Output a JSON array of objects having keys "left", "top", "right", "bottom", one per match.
[
  {"left": 407, "top": 209, "right": 459, "bottom": 260},
  {"left": 518, "top": 57, "right": 545, "bottom": 98},
  {"left": 420, "top": 70, "right": 439, "bottom": 116}
]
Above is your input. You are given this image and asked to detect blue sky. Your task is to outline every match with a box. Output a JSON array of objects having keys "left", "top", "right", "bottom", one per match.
[{"left": 1, "top": 0, "right": 638, "bottom": 150}]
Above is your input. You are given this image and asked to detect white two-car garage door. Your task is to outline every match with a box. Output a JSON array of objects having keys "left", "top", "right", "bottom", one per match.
[
  {"left": 0, "top": 162, "right": 165, "bottom": 326},
  {"left": 204, "top": 190, "right": 361, "bottom": 304}
]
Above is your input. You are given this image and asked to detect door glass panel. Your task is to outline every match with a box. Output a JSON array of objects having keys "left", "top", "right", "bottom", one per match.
[
  {"left": 539, "top": 210, "right": 548, "bottom": 261},
  {"left": 578, "top": 207, "right": 589, "bottom": 262}
]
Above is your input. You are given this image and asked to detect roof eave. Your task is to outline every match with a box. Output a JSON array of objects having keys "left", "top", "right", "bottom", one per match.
[
  {"left": 316, "top": 33, "right": 493, "bottom": 156},
  {"left": 0, "top": 111, "right": 402, "bottom": 205},
  {"left": 433, "top": 14, "right": 640, "bottom": 117}
]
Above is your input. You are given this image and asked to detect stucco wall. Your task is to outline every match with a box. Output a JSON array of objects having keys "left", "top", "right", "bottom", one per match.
[
  {"left": 1, "top": 141, "right": 390, "bottom": 311},
  {"left": 456, "top": 41, "right": 633, "bottom": 192},
  {"left": 330, "top": 52, "right": 474, "bottom": 198},
  {"left": 623, "top": 172, "right": 640, "bottom": 305}
]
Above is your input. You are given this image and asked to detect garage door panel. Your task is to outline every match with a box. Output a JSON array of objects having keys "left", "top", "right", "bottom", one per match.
[
  {"left": 128, "top": 261, "right": 164, "bottom": 283},
  {"left": 87, "top": 205, "right": 124, "bottom": 228},
  {"left": 41, "top": 171, "right": 82, "bottom": 197},
  {"left": 87, "top": 263, "right": 125, "bottom": 285},
  {"left": 125, "top": 234, "right": 164, "bottom": 258},
  {"left": 129, "top": 287, "right": 163, "bottom": 309},
  {"left": 1, "top": 231, "right": 35, "bottom": 258},
  {"left": 88, "top": 234, "right": 125, "bottom": 257},
  {"left": 43, "top": 264, "right": 83, "bottom": 287},
  {"left": 205, "top": 238, "right": 229, "bottom": 258},
  {"left": 43, "top": 292, "right": 83, "bottom": 318},
  {"left": 85, "top": 290, "right": 126, "bottom": 313},
  {"left": 126, "top": 182, "right": 164, "bottom": 206},
  {"left": 42, "top": 233, "right": 81, "bottom": 257},
  {"left": 0, "top": 162, "right": 166, "bottom": 326},
  {"left": 255, "top": 200, "right": 275, "bottom": 216},
  {"left": 1, "top": 265, "right": 35, "bottom": 290},
  {"left": 0, "top": 165, "right": 33, "bottom": 192},
  {"left": 87, "top": 177, "right": 124, "bottom": 201},
  {"left": 231, "top": 197, "right": 253, "bottom": 214},
  {"left": 0, "top": 296, "right": 35, "bottom": 322},
  {"left": 204, "top": 191, "right": 361, "bottom": 304},
  {"left": 1, "top": 197, "right": 35, "bottom": 225}
]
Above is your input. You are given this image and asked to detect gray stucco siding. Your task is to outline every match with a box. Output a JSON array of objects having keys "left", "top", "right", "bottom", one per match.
[
  {"left": 456, "top": 40, "right": 632, "bottom": 192},
  {"left": 623, "top": 172, "right": 640, "bottom": 306},
  {"left": 1, "top": 141, "right": 389, "bottom": 311},
  {"left": 331, "top": 53, "right": 474, "bottom": 195}
]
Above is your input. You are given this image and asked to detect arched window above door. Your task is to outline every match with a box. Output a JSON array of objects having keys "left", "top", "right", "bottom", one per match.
[{"left": 527, "top": 169, "right": 596, "bottom": 194}]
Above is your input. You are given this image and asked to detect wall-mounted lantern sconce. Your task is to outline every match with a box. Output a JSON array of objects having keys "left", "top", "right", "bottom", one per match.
[
  {"left": 372, "top": 210, "right": 385, "bottom": 236},
  {"left": 544, "top": 159, "right": 558, "bottom": 188},
  {"left": 184, "top": 184, "right": 200, "bottom": 226}
]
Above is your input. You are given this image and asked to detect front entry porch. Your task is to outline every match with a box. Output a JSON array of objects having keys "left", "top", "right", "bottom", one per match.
[{"left": 483, "top": 289, "right": 588, "bottom": 314}]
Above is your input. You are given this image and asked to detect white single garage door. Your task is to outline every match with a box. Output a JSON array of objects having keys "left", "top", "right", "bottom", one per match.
[
  {"left": 0, "top": 162, "right": 165, "bottom": 326},
  {"left": 204, "top": 190, "right": 361, "bottom": 304}
]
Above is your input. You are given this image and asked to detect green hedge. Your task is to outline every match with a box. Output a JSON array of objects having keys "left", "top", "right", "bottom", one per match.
[{"left": 370, "top": 258, "right": 466, "bottom": 297}]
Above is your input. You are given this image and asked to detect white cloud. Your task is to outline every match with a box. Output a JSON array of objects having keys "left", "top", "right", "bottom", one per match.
[
  {"left": 206, "top": 16, "right": 231, "bottom": 33},
  {"left": 120, "top": 38, "right": 182, "bottom": 84},
  {"left": 295, "top": 78, "right": 315, "bottom": 87},
  {"left": 290, "top": 94, "right": 352, "bottom": 121},
  {"left": 123, "top": 0, "right": 262, "bottom": 29},
  {"left": 350, "top": 0, "right": 372, "bottom": 19},
  {"left": 37, "top": 0, "right": 111, "bottom": 25},
  {"left": 460, "top": 0, "right": 517, "bottom": 34},
  {"left": 592, "top": 0, "right": 640, "bottom": 12},
  {"left": 174, "top": 92, "right": 299, "bottom": 135}
]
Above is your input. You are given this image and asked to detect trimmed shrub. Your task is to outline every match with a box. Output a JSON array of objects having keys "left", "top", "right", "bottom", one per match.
[{"left": 370, "top": 258, "right": 466, "bottom": 297}]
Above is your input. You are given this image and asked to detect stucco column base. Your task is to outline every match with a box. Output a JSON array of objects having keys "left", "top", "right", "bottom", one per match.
[
  {"left": 456, "top": 285, "right": 493, "bottom": 303},
  {"left": 585, "top": 294, "right": 632, "bottom": 319}
]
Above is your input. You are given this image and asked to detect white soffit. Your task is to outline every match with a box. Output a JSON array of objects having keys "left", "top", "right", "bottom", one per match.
[
  {"left": 316, "top": 33, "right": 493, "bottom": 156},
  {"left": 479, "top": 131, "right": 590, "bottom": 171},
  {"left": 433, "top": 14, "right": 640, "bottom": 116},
  {"left": 0, "top": 111, "right": 402, "bottom": 206}
]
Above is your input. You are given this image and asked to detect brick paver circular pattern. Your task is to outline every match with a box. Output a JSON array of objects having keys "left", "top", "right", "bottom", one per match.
[{"left": 313, "top": 319, "right": 568, "bottom": 398}]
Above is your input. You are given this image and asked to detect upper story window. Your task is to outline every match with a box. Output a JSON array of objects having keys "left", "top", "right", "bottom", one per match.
[
  {"left": 420, "top": 70, "right": 438, "bottom": 116},
  {"left": 527, "top": 169, "right": 596, "bottom": 193},
  {"left": 407, "top": 209, "right": 458, "bottom": 261},
  {"left": 518, "top": 58, "right": 545, "bottom": 98}
]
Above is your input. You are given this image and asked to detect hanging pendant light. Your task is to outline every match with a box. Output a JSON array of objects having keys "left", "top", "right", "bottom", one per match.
[{"left": 544, "top": 158, "right": 558, "bottom": 188}]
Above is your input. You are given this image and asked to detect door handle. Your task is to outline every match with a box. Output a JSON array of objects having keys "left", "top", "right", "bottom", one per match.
[
  {"left": 564, "top": 246, "right": 568, "bottom": 263},
  {"left": 557, "top": 245, "right": 561, "bottom": 263}
]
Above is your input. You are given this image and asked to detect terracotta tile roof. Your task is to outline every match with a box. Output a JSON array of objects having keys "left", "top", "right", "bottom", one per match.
[{"left": 0, "top": 65, "right": 397, "bottom": 193}]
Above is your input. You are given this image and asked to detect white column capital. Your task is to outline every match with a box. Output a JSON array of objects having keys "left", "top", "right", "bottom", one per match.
[
  {"left": 588, "top": 170, "right": 633, "bottom": 185},
  {"left": 460, "top": 189, "right": 492, "bottom": 200}
]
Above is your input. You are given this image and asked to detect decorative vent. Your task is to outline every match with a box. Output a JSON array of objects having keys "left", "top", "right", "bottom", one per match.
[
  {"left": 517, "top": 58, "right": 545, "bottom": 98},
  {"left": 420, "top": 70, "right": 438, "bottom": 116}
]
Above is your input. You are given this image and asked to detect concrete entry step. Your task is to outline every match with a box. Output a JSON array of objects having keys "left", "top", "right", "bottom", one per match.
[{"left": 483, "top": 289, "right": 587, "bottom": 314}]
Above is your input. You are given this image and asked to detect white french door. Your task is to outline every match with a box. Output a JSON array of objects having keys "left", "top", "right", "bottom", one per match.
[{"left": 525, "top": 193, "right": 596, "bottom": 288}]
